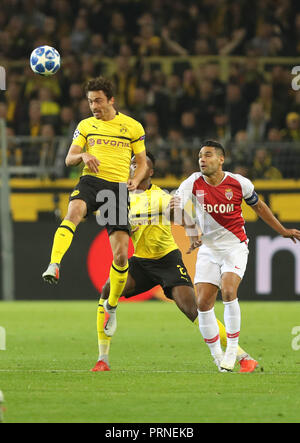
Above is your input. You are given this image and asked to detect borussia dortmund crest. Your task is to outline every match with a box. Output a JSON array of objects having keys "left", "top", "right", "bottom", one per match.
[{"left": 120, "top": 125, "right": 128, "bottom": 134}]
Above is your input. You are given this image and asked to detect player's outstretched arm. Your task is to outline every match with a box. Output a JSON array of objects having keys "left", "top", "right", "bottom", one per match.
[
  {"left": 168, "top": 196, "right": 202, "bottom": 253},
  {"left": 251, "top": 199, "right": 300, "bottom": 243},
  {"left": 65, "top": 144, "right": 100, "bottom": 173}
]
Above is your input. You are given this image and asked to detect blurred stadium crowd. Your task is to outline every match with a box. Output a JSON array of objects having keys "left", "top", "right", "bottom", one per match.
[{"left": 1, "top": 0, "right": 300, "bottom": 179}]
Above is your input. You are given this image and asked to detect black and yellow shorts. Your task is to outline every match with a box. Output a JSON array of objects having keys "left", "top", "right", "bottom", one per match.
[
  {"left": 126, "top": 249, "right": 193, "bottom": 300},
  {"left": 69, "top": 175, "right": 130, "bottom": 236}
]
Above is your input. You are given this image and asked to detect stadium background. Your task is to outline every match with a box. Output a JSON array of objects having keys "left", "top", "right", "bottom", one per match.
[{"left": 1, "top": 0, "right": 300, "bottom": 302}]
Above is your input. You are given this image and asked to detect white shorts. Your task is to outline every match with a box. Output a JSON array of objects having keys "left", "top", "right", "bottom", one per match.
[{"left": 194, "top": 242, "right": 249, "bottom": 288}]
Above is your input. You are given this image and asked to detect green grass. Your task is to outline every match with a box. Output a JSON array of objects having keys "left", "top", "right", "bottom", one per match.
[{"left": 1, "top": 300, "right": 300, "bottom": 423}]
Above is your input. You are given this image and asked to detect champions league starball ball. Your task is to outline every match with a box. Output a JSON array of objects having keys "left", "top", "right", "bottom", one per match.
[{"left": 30, "top": 45, "right": 61, "bottom": 76}]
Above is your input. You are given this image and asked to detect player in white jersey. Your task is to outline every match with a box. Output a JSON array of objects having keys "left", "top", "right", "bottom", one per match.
[{"left": 172, "top": 140, "right": 300, "bottom": 372}]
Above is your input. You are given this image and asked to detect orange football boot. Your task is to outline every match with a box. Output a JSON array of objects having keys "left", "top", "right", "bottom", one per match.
[
  {"left": 90, "top": 360, "right": 110, "bottom": 372},
  {"left": 239, "top": 357, "right": 259, "bottom": 373}
]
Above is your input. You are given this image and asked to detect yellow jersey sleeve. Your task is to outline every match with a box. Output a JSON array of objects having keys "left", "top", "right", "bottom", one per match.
[
  {"left": 131, "top": 121, "right": 146, "bottom": 155},
  {"left": 129, "top": 185, "right": 178, "bottom": 260},
  {"left": 72, "top": 121, "right": 87, "bottom": 149},
  {"left": 160, "top": 192, "right": 172, "bottom": 214}
]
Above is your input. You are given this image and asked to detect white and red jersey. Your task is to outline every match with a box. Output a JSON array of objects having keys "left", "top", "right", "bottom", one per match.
[{"left": 176, "top": 171, "right": 258, "bottom": 250}]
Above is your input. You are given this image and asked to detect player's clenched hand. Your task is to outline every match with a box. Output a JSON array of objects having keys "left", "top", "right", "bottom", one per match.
[
  {"left": 127, "top": 178, "right": 139, "bottom": 191},
  {"left": 187, "top": 238, "right": 202, "bottom": 254},
  {"left": 169, "top": 196, "right": 181, "bottom": 210},
  {"left": 81, "top": 153, "right": 100, "bottom": 173},
  {"left": 169, "top": 197, "right": 184, "bottom": 225},
  {"left": 282, "top": 228, "right": 300, "bottom": 243}
]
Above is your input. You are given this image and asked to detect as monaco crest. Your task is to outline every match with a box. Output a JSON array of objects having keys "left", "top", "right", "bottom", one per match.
[{"left": 225, "top": 188, "right": 233, "bottom": 200}]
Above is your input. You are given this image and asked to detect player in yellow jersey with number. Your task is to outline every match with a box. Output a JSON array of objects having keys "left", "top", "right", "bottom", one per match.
[
  {"left": 42, "top": 77, "right": 147, "bottom": 327},
  {"left": 91, "top": 153, "right": 258, "bottom": 373}
]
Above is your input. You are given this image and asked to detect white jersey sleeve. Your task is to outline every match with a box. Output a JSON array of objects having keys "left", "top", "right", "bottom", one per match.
[
  {"left": 233, "top": 174, "right": 259, "bottom": 206},
  {"left": 174, "top": 172, "right": 202, "bottom": 224},
  {"left": 175, "top": 172, "right": 201, "bottom": 210}
]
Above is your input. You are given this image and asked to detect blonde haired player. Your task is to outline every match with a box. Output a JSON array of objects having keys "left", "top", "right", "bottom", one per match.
[{"left": 42, "top": 77, "right": 147, "bottom": 330}]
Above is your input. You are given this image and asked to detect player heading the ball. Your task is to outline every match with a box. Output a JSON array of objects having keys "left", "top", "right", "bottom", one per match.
[{"left": 42, "top": 76, "right": 148, "bottom": 336}]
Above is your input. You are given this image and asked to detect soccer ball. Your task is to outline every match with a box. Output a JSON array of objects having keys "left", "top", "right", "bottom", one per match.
[{"left": 30, "top": 45, "right": 61, "bottom": 76}]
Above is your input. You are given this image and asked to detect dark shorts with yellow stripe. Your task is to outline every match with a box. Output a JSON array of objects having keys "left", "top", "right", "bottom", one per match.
[
  {"left": 126, "top": 249, "right": 193, "bottom": 300},
  {"left": 69, "top": 175, "right": 130, "bottom": 236}
]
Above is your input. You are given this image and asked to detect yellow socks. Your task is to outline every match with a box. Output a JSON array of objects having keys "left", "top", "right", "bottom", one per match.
[
  {"left": 107, "top": 261, "right": 128, "bottom": 307},
  {"left": 97, "top": 298, "right": 111, "bottom": 363},
  {"left": 97, "top": 260, "right": 128, "bottom": 364},
  {"left": 50, "top": 220, "right": 76, "bottom": 264}
]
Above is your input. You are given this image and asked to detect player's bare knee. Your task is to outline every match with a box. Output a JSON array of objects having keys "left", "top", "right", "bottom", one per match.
[
  {"left": 66, "top": 201, "right": 86, "bottom": 225},
  {"left": 196, "top": 293, "right": 215, "bottom": 311},
  {"left": 113, "top": 250, "right": 128, "bottom": 267},
  {"left": 222, "top": 287, "right": 237, "bottom": 302},
  {"left": 65, "top": 215, "right": 81, "bottom": 226},
  {"left": 197, "top": 299, "right": 213, "bottom": 312}
]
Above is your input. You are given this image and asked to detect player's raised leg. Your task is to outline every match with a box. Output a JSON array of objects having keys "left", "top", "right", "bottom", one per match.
[
  {"left": 220, "top": 272, "right": 242, "bottom": 372},
  {"left": 103, "top": 230, "right": 129, "bottom": 336},
  {"left": 42, "top": 200, "right": 87, "bottom": 284}
]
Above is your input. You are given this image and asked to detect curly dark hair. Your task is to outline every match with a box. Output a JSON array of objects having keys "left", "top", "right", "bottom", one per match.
[{"left": 84, "top": 76, "right": 114, "bottom": 100}]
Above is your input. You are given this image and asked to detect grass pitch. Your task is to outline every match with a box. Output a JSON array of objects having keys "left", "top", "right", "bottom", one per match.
[{"left": 1, "top": 300, "right": 300, "bottom": 423}]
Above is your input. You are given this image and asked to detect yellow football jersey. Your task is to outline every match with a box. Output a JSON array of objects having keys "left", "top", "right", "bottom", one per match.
[
  {"left": 72, "top": 111, "right": 146, "bottom": 183},
  {"left": 129, "top": 184, "right": 178, "bottom": 260}
]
